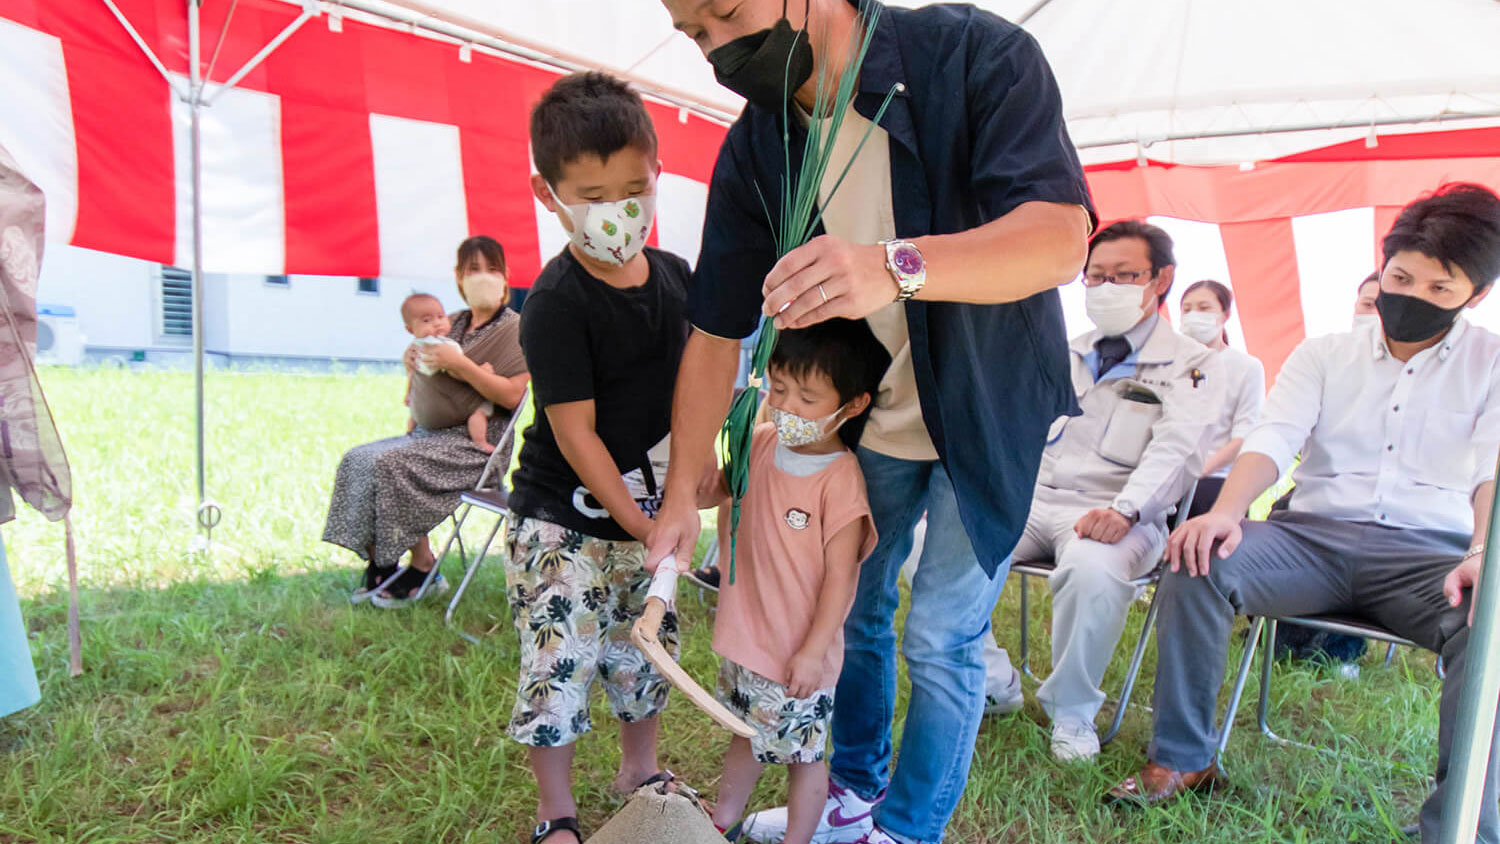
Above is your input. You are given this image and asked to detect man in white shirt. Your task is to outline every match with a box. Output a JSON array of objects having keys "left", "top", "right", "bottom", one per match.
[
  {"left": 1107, "top": 183, "right": 1500, "bottom": 844},
  {"left": 985, "top": 221, "right": 1220, "bottom": 762}
]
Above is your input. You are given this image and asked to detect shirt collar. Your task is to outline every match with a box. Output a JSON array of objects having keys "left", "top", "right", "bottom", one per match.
[
  {"left": 1070, "top": 311, "right": 1161, "bottom": 357},
  {"left": 1369, "top": 315, "right": 1469, "bottom": 363},
  {"left": 1122, "top": 311, "right": 1160, "bottom": 352}
]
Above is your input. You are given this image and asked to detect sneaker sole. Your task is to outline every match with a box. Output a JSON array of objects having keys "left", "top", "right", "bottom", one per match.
[{"left": 742, "top": 818, "right": 872, "bottom": 844}]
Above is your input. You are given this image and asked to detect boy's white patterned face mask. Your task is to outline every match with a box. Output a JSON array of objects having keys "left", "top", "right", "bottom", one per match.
[
  {"left": 548, "top": 184, "right": 656, "bottom": 267},
  {"left": 771, "top": 406, "right": 847, "bottom": 447}
]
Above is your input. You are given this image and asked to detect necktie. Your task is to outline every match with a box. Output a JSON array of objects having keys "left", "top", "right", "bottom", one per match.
[{"left": 1094, "top": 336, "right": 1131, "bottom": 379}]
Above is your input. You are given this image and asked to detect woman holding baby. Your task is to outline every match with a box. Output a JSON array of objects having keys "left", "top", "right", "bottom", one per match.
[{"left": 322, "top": 235, "right": 530, "bottom": 608}]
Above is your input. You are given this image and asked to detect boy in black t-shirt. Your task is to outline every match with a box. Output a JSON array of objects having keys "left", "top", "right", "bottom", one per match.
[{"left": 505, "top": 71, "right": 692, "bottom": 844}]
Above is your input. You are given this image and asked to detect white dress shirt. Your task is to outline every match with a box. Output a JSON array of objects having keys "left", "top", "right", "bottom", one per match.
[
  {"left": 1241, "top": 318, "right": 1500, "bottom": 535},
  {"left": 1204, "top": 346, "right": 1266, "bottom": 478}
]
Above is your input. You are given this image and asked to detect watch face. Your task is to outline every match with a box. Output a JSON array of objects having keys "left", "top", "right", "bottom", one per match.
[{"left": 891, "top": 243, "right": 924, "bottom": 277}]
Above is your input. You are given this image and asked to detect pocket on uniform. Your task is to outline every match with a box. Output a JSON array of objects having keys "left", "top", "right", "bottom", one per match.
[
  {"left": 1097, "top": 394, "right": 1163, "bottom": 467},
  {"left": 1401, "top": 408, "right": 1475, "bottom": 491}
]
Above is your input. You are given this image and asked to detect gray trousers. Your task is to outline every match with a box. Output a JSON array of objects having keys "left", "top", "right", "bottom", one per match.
[{"left": 1147, "top": 511, "right": 1499, "bottom": 843}]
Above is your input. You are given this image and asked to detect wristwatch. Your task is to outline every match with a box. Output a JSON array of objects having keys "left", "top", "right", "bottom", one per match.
[
  {"left": 881, "top": 239, "right": 927, "bottom": 302},
  {"left": 1111, "top": 502, "right": 1140, "bottom": 524}
]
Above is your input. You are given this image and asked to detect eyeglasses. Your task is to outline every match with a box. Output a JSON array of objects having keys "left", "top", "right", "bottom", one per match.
[{"left": 1082, "top": 270, "right": 1154, "bottom": 286}]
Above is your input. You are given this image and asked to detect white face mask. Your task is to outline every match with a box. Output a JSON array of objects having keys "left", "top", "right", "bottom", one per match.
[
  {"left": 549, "top": 184, "right": 656, "bottom": 267},
  {"left": 1085, "top": 282, "right": 1150, "bottom": 336},
  {"left": 1179, "top": 311, "right": 1223, "bottom": 345},
  {"left": 1353, "top": 312, "right": 1381, "bottom": 330},
  {"left": 770, "top": 406, "right": 846, "bottom": 448},
  {"left": 460, "top": 271, "right": 508, "bottom": 310}
]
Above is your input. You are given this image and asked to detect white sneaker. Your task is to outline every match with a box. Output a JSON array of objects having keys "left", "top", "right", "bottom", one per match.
[
  {"left": 1051, "top": 718, "right": 1100, "bottom": 762},
  {"left": 741, "top": 780, "right": 875, "bottom": 843},
  {"left": 984, "top": 666, "right": 1024, "bottom": 716}
]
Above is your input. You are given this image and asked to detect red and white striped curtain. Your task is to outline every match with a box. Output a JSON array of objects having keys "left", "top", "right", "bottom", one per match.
[{"left": 0, "top": 0, "right": 727, "bottom": 288}]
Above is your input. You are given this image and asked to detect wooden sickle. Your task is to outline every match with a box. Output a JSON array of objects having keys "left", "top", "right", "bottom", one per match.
[{"left": 631, "top": 559, "right": 755, "bottom": 738}]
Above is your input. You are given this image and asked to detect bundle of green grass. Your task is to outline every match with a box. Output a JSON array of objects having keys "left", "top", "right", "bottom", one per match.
[{"left": 718, "top": 4, "right": 897, "bottom": 584}]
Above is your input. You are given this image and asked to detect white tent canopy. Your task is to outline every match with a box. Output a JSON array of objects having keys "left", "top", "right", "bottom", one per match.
[{"left": 404, "top": 0, "right": 1500, "bottom": 165}]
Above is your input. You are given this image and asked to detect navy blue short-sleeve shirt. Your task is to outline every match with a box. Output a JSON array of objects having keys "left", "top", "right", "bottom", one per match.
[{"left": 691, "top": 0, "right": 1095, "bottom": 576}]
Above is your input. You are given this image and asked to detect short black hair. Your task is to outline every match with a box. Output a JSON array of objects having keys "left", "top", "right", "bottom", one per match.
[
  {"left": 456, "top": 235, "right": 507, "bottom": 276},
  {"left": 1383, "top": 183, "right": 1500, "bottom": 295},
  {"left": 529, "top": 71, "right": 658, "bottom": 186},
  {"left": 768, "top": 319, "right": 892, "bottom": 450},
  {"left": 1088, "top": 219, "right": 1176, "bottom": 304}
]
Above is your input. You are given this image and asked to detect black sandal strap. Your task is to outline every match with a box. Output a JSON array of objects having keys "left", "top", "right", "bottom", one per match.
[
  {"left": 531, "top": 817, "right": 581, "bottom": 844},
  {"left": 380, "top": 565, "right": 431, "bottom": 599},
  {"left": 362, "top": 563, "right": 397, "bottom": 590},
  {"left": 638, "top": 769, "right": 675, "bottom": 789}
]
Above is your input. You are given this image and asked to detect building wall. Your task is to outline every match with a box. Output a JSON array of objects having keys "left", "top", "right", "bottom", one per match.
[
  {"left": 34, "top": 245, "right": 159, "bottom": 350},
  {"left": 34, "top": 243, "right": 466, "bottom": 365}
]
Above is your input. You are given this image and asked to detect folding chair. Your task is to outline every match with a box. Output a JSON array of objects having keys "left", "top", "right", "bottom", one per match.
[
  {"left": 1215, "top": 611, "right": 1443, "bottom": 757},
  {"left": 1012, "top": 481, "right": 1197, "bottom": 745},
  {"left": 372, "top": 388, "right": 528, "bottom": 636}
]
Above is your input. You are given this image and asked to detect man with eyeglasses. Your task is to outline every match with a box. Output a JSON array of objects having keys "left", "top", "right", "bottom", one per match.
[{"left": 985, "top": 219, "right": 1221, "bottom": 762}]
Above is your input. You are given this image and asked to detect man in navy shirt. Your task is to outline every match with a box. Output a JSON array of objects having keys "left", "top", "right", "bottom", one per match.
[{"left": 654, "top": 1, "right": 1095, "bottom": 841}]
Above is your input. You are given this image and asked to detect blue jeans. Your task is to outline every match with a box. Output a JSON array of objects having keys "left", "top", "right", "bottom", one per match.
[{"left": 831, "top": 449, "right": 1011, "bottom": 844}]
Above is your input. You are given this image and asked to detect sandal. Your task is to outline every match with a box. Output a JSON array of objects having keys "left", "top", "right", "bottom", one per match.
[
  {"left": 638, "top": 769, "right": 676, "bottom": 790},
  {"left": 531, "top": 817, "right": 581, "bottom": 844},
  {"left": 369, "top": 566, "right": 449, "bottom": 609},
  {"left": 350, "top": 563, "right": 397, "bottom": 604}
]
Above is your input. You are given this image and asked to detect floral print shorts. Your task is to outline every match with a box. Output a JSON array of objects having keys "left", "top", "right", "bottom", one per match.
[
  {"left": 715, "top": 659, "right": 836, "bottom": 765},
  {"left": 505, "top": 517, "right": 679, "bottom": 747}
]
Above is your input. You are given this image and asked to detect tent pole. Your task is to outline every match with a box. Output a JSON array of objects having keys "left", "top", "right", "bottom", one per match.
[
  {"left": 1439, "top": 461, "right": 1500, "bottom": 844},
  {"left": 1077, "top": 109, "right": 1500, "bottom": 151},
  {"left": 188, "top": 0, "right": 207, "bottom": 526}
]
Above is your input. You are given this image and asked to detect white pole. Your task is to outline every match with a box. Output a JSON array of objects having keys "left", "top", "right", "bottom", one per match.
[
  {"left": 1438, "top": 462, "right": 1500, "bottom": 843},
  {"left": 188, "top": 0, "right": 207, "bottom": 519}
]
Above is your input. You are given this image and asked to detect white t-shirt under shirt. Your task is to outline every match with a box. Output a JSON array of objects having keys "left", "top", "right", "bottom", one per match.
[{"left": 812, "top": 105, "right": 939, "bottom": 461}]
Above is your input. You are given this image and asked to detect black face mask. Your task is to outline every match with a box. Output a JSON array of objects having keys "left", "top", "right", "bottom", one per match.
[
  {"left": 1375, "top": 288, "right": 1468, "bottom": 343},
  {"left": 707, "top": 0, "right": 815, "bottom": 113}
]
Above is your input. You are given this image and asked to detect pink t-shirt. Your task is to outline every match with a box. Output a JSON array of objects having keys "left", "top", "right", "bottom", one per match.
[{"left": 713, "top": 425, "right": 878, "bottom": 688}]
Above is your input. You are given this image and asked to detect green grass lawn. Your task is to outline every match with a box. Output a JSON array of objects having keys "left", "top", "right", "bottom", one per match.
[{"left": 0, "top": 369, "right": 1442, "bottom": 843}]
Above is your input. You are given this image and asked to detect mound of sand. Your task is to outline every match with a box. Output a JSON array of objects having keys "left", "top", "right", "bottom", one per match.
[{"left": 585, "top": 784, "right": 726, "bottom": 844}]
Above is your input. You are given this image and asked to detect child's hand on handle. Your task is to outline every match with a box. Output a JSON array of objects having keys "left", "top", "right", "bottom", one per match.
[{"left": 785, "top": 648, "right": 824, "bottom": 699}]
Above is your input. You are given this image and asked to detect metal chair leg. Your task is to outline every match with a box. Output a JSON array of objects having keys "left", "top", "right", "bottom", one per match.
[
  {"left": 1217, "top": 617, "right": 1264, "bottom": 758},
  {"left": 1019, "top": 573, "right": 1034, "bottom": 679},
  {"left": 412, "top": 504, "right": 472, "bottom": 600},
  {"left": 1384, "top": 642, "right": 1397, "bottom": 667},
  {"left": 1256, "top": 618, "right": 1330, "bottom": 754},
  {"left": 446, "top": 514, "right": 506, "bottom": 642},
  {"left": 1102, "top": 585, "right": 1161, "bottom": 746}
]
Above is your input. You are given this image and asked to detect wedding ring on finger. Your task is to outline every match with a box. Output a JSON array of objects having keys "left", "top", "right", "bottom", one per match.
[{"left": 819, "top": 283, "right": 829, "bottom": 304}]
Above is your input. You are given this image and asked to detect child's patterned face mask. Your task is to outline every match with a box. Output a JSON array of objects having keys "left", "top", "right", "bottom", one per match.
[
  {"left": 770, "top": 406, "right": 847, "bottom": 448},
  {"left": 548, "top": 184, "right": 656, "bottom": 267}
]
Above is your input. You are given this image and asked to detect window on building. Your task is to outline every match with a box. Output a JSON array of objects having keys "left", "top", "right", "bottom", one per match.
[
  {"left": 357, "top": 277, "right": 379, "bottom": 295},
  {"left": 160, "top": 265, "right": 193, "bottom": 338},
  {"left": 265, "top": 274, "right": 290, "bottom": 287}
]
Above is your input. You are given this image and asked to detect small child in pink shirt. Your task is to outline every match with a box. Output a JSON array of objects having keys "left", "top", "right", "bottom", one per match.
[{"left": 710, "top": 320, "right": 886, "bottom": 844}]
